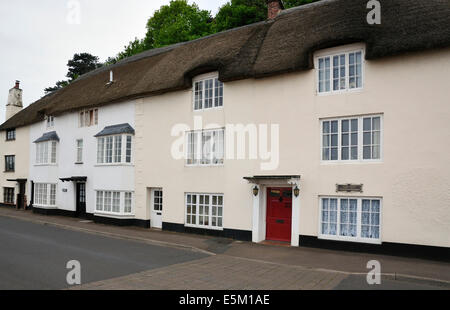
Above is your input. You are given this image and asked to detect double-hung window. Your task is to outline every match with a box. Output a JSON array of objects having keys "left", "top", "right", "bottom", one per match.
[
  {"left": 3, "top": 187, "right": 15, "bottom": 204},
  {"left": 321, "top": 115, "right": 382, "bottom": 162},
  {"left": 46, "top": 116, "right": 55, "bottom": 128},
  {"left": 186, "top": 193, "right": 223, "bottom": 230},
  {"left": 34, "top": 183, "right": 57, "bottom": 207},
  {"left": 36, "top": 141, "right": 57, "bottom": 164},
  {"left": 96, "top": 191, "right": 133, "bottom": 215},
  {"left": 76, "top": 139, "right": 83, "bottom": 163},
  {"left": 320, "top": 197, "right": 381, "bottom": 244},
  {"left": 79, "top": 109, "right": 98, "bottom": 127},
  {"left": 97, "top": 135, "right": 132, "bottom": 164},
  {"left": 186, "top": 129, "right": 224, "bottom": 166},
  {"left": 316, "top": 47, "right": 364, "bottom": 94},
  {"left": 6, "top": 129, "right": 16, "bottom": 141},
  {"left": 193, "top": 73, "right": 224, "bottom": 110},
  {"left": 4, "top": 155, "right": 15, "bottom": 172}
]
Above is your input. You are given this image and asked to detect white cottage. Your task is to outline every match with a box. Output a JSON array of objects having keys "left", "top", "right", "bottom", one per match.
[{"left": 28, "top": 99, "right": 140, "bottom": 225}]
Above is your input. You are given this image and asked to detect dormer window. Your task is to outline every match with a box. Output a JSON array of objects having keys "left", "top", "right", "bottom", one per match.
[
  {"left": 193, "top": 73, "right": 223, "bottom": 111},
  {"left": 46, "top": 116, "right": 55, "bottom": 128},
  {"left": 315, "top": 44, "right": 365, "bottom": 94},
  {"left": 79, "top": 108, "right": 98, "bottom": 127}
]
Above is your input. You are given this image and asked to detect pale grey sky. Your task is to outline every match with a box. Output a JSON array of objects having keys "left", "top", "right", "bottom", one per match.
[{"left": 0, "top": 0, "right": 228, "bottom": 123}]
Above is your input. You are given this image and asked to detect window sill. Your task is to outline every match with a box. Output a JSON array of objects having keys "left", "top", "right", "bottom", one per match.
[
  {"left": 4, "top": 171, "right": 15, "bottom": 173},
  {"left": 94, "top": 212, "right": 135, "bottom": 219},
  {"left": 318, "top": 235, "right": 381, "bottom": 245},
  {"left": 95, "top": 163, "right": 134, "bottom": 167},
  {"left": 320, "top": 160, "right": 383, "bottom": 165},
  {"left": 33, "top": 205, "right": 57, "bottom": 209},
  {"left": 185, "top": 224, "right": 224, "bottom": 231},
  {"left": 5, "top": 140, "right": 16, "bottom": 142},
  {"left": 34, "top": 164, "right": 58, "bottom": 167},
  {"left": 316, "top": 88, "right": 363, "bottom": 97},
  {"left": 193, "top": 106, "right": 224, "bottom": 112}
]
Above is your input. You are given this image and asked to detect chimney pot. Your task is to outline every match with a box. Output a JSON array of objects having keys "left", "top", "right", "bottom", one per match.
[
  {"left": 15, "top": 80, "right": 20, "bottom": 89},
  {"left": 267, "top": 0, "right": 284, "bottom": 19}
]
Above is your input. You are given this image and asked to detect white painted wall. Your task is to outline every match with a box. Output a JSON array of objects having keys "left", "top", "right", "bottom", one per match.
[
  {"left": 135, "top": 46, "right": 450, "bottom": 248},
  {"left": 29, "top": 101, "right": 135, "bottom": 216},
  {"left": 0, "top": 126, "right": 30, "bottom": 205}
]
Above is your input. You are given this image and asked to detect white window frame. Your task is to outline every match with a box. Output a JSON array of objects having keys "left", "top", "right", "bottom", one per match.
[
  {"left": 96, "top": 134, "right": 133, "bottom": 165},
  {"left": 192, "top": 72, "right": 224, "bottom": 111},
  {"left": 76, "top": 139, "right": 83, "bottom": 163},
  {"left": 35, "top": 141, "right": 58, "bottom": 165},
  {"left": 185, "top": 193, "right": 224, "bottom": 230},
  {"left": 95, "top": 190, "right": 134, "bottom": 216},
  {"left": 320, "top": 114, "right": 383, "bottom": 164},
  {"left": 34, "top": 183, "right": 57, "bottom": 208},
  {"left": 315, "top": 44, "right": 365, "bottom": 95},
  {"left": 46, "top": 116, "right": 55, "bottom": 128},
  {"left": 318, "top": 196, "right": 382, "bottom": 244},
  {"left": 185, "top": 128, "right": 225, "bottom": 167},
  {"left": 79, "top": 108, "right": 99, "bottom": 128}
]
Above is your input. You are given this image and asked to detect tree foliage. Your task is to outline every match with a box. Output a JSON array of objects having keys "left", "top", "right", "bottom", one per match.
[
  {"left": 144, "top": 0, "right": 213, "bottom": 49},
  {"left": 214, "top": 0, "right": 267, "bottom": 33},
  {"left": 45, "top": 53, "right": 101, "bottom": 93},
  {"left": 47, "top": 0, "right": 323, "bottom": 92}
]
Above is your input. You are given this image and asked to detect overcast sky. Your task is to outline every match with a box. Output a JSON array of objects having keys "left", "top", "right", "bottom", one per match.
[{"left": 0, "top": 0, "right": 228, "bottom": 123}]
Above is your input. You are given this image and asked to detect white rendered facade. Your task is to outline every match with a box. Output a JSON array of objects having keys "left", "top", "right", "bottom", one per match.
[{"left": 28, "top": 101, "right": 136, "bottom": 220}]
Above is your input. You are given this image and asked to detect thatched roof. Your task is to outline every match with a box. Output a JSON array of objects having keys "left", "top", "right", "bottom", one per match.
[{"left": 1, "top": 0, "right": 449, "bottom": 130}]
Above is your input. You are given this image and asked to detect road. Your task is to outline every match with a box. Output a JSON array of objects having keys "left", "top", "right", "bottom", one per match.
[
  {"left": 0, "top": 216, "right": 207, "bottom": 290},
  {"left": 0, "top": 216, "right": 447, "bottom": 290}
]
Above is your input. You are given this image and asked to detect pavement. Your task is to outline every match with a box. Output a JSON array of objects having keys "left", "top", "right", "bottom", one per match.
[{"left": 0, "top": 207, "right": 449, "bottom": 290}]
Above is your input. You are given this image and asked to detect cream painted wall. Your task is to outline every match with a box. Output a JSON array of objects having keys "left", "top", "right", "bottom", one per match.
[
  {"left": 0, "top": 126, "right": 30, "bottom": 204},
  {"left": 135, "top": 46, "right": 449, "bottom": 248}
]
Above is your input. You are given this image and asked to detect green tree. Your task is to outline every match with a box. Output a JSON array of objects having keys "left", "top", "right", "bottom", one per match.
[
  {"left": 144, "top": 0, "right": 213, "bottom": 49},
  {"left": 213, "top": 0, "right": 320, "bottom": 32},
  {"left": 44, "top": 80, "right": 70, "bottom": 93},
  {"left": 213, "top": 0, "right": 267, "bottom": 33},
  {"left": 45, "top": 53, "right": 101, "bottom": 93},
  {"left": 66, "top": 53, "right": 101, "bottom": 81}
]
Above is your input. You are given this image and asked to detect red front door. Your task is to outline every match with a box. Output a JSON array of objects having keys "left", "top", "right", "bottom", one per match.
[{"left": 266, "top": 188, "right": 292, "bottom": 242}]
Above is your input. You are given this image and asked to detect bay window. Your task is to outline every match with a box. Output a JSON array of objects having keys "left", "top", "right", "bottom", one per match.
[
  {"left": 320, "top": 197, "right": 381, "bottom": 243},
  {"left": 186, "top": 193, "right": 223, "bottom": 230},
  {"left": 36, "top": 141, "right": 58, "bottom": 164},
  {"left": 316, "top": 48, "right": 364, "bottom": 94},
  {"left": 186, "top": 129, "right": 224, "bottom": 166},
  {"left": 193, "top": 74, "right": 223, "bottom": 110},
  {"left": 96, "top": 191, "right": 133, "bottom": 215},
  {"left": 97, "top": 135, "right": 133, "bottom": 164},
  {"left": 321, "top": 115, "right": 382, "bottom": 162},
  {"left": 34, "top": 183, "right": 57, "bottom": 207}
]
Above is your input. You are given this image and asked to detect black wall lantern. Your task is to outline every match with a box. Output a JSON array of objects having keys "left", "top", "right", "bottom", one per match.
[
  {"left": 253, "top": 186, "right": 259, "bottom": 197},
  {"left": 294, "top": 186, "right": 300, "bottom": 197}
]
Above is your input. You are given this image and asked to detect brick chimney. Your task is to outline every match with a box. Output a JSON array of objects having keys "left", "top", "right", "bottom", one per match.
[
  {"left": 6, "top": 80, "right": 23, "bottom": 120},
  {"left": 267, "top": 0, "right": 284, "bottom": 19}
]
